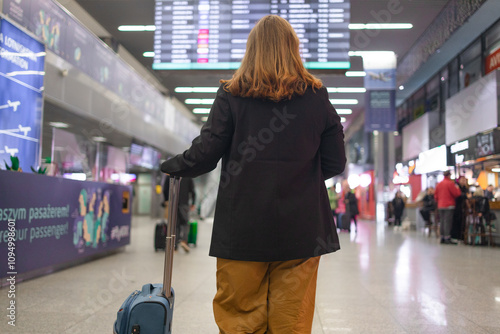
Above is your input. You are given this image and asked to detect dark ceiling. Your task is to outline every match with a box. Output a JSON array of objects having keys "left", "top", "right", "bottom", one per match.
[{"left": 74, "top": 0, "right": 449, "bottom": 128}]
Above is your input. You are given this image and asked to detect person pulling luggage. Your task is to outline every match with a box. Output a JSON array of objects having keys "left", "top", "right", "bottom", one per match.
[
  {"left": 161, "top": 15, "right": 346, "bottom": 333},
  {"left": 163, "top": 175, "right": 196, "bottom": 253}
]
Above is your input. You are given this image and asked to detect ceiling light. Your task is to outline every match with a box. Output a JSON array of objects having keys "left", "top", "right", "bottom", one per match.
[
  {"left": 49, "top": 122, "right": 69, "bottom": 128},
  {"left": 399, "top": 85, "right": 405, "bottom": 90},
  {"left": 330, "top": 99, "right": 358, "bottom": 105},
  {"left": 340, "top": 117, "right": 346, "bottom": 123},
  {"left": 345, "top": 71, "right": 366, "bottom": 77},
  {"left": 327, "top": 87, "right": 366, "bottom": 93},
  {"left": 193, "top": 108, "right": 211, "bottom": 114},
  {"left": 63, "top": 173, "right": 86, "bottom": 181},
  {"left": 336, "top": 109, "right": 352, "bottom": 115},
  {"left": 349, "top": 23, "right": 413, "bottom": 30},
  {"left": 143, "top": 51, "right": 155, "bottom": 57},
  {"left": 6, "top": 70, "right": 45, "bottom": 76},
  {"left": 348, "top": 51, "right": 395, "bottom": 57},
  {"left": 185, "top": 99, "right": 215, "bottom": 105},
  {"left": 492, "top": 168, "right": 500, "bottom": 173},
  {"left": 92, "top": 136, "right": 107, "bottom": 142},
  {"left": 118, "top": 25, "right": 156, "bottom": 32},
  {"left": 175, "top": 87, "right": 219, "bottom": 93}
]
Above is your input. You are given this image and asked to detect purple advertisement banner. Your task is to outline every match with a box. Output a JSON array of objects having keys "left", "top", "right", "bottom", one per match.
[{"left": 0, "top": 171, "right": 132, "bottom": 279}]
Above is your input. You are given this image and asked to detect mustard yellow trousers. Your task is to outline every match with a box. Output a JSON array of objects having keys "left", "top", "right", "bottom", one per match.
[{"left": 213, "top": 256, "right": 321, "bottom": 334}]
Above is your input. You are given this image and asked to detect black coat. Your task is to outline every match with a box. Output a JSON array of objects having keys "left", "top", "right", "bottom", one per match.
[
  {"left": 392, "top": 197, "right": 405, "bottom": 217},
  {"left": 161, "top": 85, "right": 346, "bottom": 261}
]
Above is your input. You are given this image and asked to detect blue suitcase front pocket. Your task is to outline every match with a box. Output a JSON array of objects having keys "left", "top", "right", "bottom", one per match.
[{"left": 129, "top": 302, "right": 167, "bottom": 333}]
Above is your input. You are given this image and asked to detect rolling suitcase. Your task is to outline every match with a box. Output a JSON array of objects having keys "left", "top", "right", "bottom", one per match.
[
  {"left": 154, "top": 220, "right": 167, "bottom": 251},
  {"left": 114, "top": 176, "right": 181, "bottom": 334},
  {"left": 340, "top": 211, "right": 351, "bottom": 232}
]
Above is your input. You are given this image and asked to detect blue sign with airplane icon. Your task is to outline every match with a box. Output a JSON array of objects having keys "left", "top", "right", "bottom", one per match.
[{"left": 0, "top": 19, "right": 45, "bottom": 172}]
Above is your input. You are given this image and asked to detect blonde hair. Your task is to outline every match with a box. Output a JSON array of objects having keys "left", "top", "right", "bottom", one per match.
[
  {"left": 221, "top": 15, "right": 322, "bottom": 101},
  {"left": 474, "top": 187, "right": 484, "bottom": 197}
]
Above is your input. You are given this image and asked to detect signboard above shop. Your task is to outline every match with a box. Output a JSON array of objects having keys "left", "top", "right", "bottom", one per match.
[
  {"left": 485, "top": 47, "right": 500, "bottom": 74},
  {"left": 446, "top": 128, "right": 500, "bottom": 166}
]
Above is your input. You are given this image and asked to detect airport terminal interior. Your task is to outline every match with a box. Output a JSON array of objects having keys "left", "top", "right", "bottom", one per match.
[{"left": 1, "top": 0, "right": 500, "bottom": 333}]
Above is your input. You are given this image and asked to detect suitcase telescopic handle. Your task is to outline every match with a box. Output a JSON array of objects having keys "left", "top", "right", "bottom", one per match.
[{"left": 163, "top": 176, "right": 181, "bottom": 298}]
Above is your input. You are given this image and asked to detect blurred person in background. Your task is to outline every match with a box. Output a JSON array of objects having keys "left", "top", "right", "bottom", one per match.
[
  {"left": 435, "top": 171, "right": 462, "bottom": 244},
  {"left": 336, "top": 180, "right": 350, "bottom": 231},
  {"left": 451, "top": 175, "right": 470, "bottom": 242},
  {"left": 335, "top": 180, "right": 350, "bottom": 229},
  {"left": 391, "top": 191, "right": 406, "bottom": 231},
  {"left": 163, "top": 175, "right": 196, "bottom": 253},
  {"left": 470, "top": 187, "right": 491, "bottom": 245},
  {"left": 328, "top": 184, "right": 339, "bottom": 227},
  {"left": 419, "top": 187, "right": 436, "bottom": 227},
  {"left": 484, "top": 184, "right": 494, "bottom": 201},
  {"left": 345, "top": 188, "right": 360, "bottom": 232}
]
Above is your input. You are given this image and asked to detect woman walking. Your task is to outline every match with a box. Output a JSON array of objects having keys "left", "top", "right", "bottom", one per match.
[{"left": 161, "top": 15, "right": 346, "bottom": 333}]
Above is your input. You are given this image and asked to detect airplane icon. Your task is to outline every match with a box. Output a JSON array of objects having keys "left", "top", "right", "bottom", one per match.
[
  {"left": 4, "top": 146, "right": 19, "bottom": 156},
  {"left": 0, "top": 100, "right": 21, "bottom": 112},
  {"left": 367, "top": 72, "right": 392, "bottom": 82},
  {"left": 18, "top": 125, "right": 31, "bottom": 136}
]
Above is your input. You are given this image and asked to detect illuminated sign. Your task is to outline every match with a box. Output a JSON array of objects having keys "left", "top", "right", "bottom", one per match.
[
  {"left": 153, "top": 0, "right": 351, "bottom": 70},
  {"left": 450, "top": 140, "right": 469, "bottom": 154},
  {"left": 415, "top": 145, "right": 447, "bottom": 174}
]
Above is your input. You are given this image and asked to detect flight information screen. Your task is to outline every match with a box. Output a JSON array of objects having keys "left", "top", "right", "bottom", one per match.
[{"left": 153, "top": 0, "right": 350, "bottom": 70}]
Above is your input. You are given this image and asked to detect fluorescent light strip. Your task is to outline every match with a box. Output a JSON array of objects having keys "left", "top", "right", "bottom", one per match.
[
  {"left": 349, "top": 51, "right": 395, "bottom": 57},
  {"left": 6, "top": 71, "right": 45, "bottom": 76},
  {"left": 143, "top": 51, "right": 155, "bottom": 57},
  {"left": 345, "top": 71, "right": 366, "bottom": 77},
  {"left": 336, "top": 109, "right": 352, "bottom": 115},
  {"left": 193, "top": 108, "right": 211, "bottom": 114},
  {"left": 185, "top": 98, "right": 215, "bottom": 105},
  {"left": 118, "top": 25, "right": 156, "bottom": 32},
  {"left": 92, "top": 136, "right": 107, "bottom": 142},
  {"left": 175, "top": 87, "right": 219, "bottom": 93},
  {"left": 340, "top": 117, "right": 346, "bottom": 123},
  {"left": 49, "top": 122, "right": 69, "bottom": 128},
  {"left": 349, "top": 23, "right": 413, "bottom": 30},
  {"left": 327, "top": 87, "right": 366, "bottom": 93},
  {"left": 330, "top": 99, "right": 358, "bottom": 105}
]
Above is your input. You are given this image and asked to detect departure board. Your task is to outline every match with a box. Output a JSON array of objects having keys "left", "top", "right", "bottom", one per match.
[{"left": 153, "top": 0, "right": 350, "bottom": 70}]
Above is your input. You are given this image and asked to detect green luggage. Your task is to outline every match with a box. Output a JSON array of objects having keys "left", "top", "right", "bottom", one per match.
[{"left": 187, "top": 221, "right": 198, "bottom": 246}]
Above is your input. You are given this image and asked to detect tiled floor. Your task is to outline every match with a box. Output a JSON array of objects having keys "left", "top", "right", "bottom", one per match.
[{"left": 1, "top": 216, "right": 500, "bottom": 333}]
